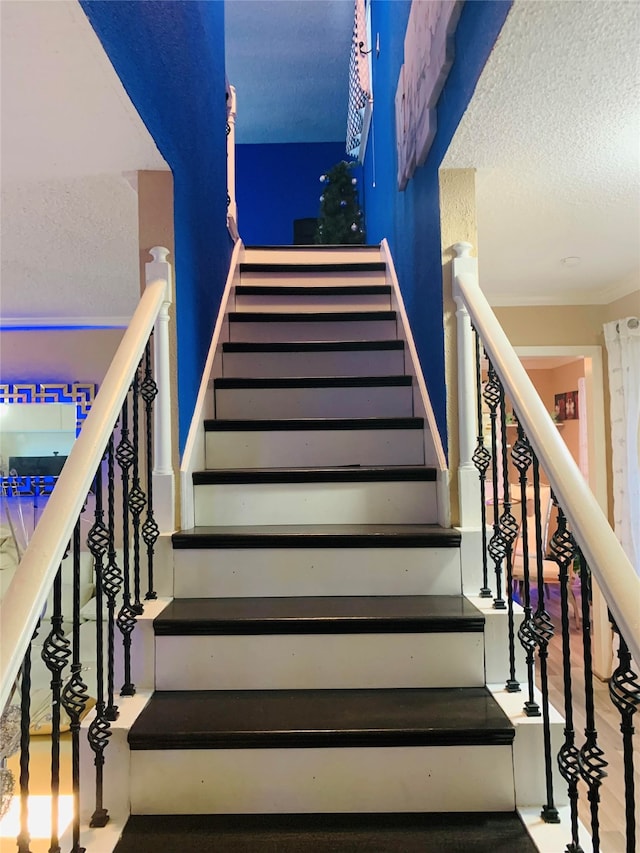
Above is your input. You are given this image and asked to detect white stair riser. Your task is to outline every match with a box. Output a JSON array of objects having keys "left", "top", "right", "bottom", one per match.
[
  {"left": 235, "top": 294, "right": 390, "bottom": 312},
  {"left": 173, "top": 547, "right": 463, "bottom": 598},
  {"left": 222, "top": 349, "right": 406, "bottom": 378},
  {"left": 243, "top": 248, "right": 382, "bottom": 264},
  {"left": 155, "top": 632, "right": 485, "bottom": 690},
  {"left": 229, "top": 319, "right": 397, "bottom": 343},
  {"left": 239, "top": 271, "right": 386, "bottom": 287},
  {"left": 193, "top": 480, "right": 438, "bottom": 526},
  {"left": 215, "top": 386, "right": 413, "bottom": 419},
  {"left": 130, "top": 745, "right": 515, "bottom": 814},
  {"left": 205, "top": 428, "right": 425, "bottom": 469}
]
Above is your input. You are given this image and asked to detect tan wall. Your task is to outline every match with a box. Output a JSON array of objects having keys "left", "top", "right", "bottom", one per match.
[
  {"left": 0, "top": 328, "right": 125, "bottom": 384},
  {"left": 494, "top": 290, "right": 639, "bottom": 524},
  {"left": 136, "top": 170, "right": 180, "bottom": 527},
  {"left": 439, "top": 168, "right": 478, "bottom": 526}
]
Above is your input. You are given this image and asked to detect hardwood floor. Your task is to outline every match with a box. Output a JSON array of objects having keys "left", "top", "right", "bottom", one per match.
[{"left": 522, "top": 580, "right": 639, "bottom": 853}]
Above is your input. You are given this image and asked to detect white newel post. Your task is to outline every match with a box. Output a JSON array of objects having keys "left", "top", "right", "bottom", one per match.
[
  {"left": 452, "top": 242, "right": 482, "bottom": 528},
  {"left": 146, "top": 246, "right": 175, "bottom": 533},
  {"left": 226, "top": 84, "right": 238, "bottom": 239}
]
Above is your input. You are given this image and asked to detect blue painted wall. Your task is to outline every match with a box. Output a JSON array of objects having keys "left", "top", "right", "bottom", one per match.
[
  {"left": 80, "top": 0, "right": 231, "bottom": 453},
  {"left": 362, "top": 0, "right": 512, "bottom": 457},
  {"left": 236, "top": 143, "right": 361, "bottom": 245}
]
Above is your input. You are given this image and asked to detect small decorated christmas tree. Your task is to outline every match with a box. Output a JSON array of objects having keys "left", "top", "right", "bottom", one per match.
[{"left": 315, "top": 161, "right": 365, "bottom": 244}]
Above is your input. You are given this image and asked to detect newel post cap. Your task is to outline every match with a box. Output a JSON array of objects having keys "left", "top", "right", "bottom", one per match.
[
  {"left": 149, "top": 246, "right": 170, "bottom": 264},
  {"left": 453, "top": 242, "right": 473, "bottom": 258}
]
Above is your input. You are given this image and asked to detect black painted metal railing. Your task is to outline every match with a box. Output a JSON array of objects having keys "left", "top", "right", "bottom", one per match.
[
  {"left": 456, "top": 245, "right": 640, "bottom": 853},
  {"left": 0, "top": 278, "right": 168, "bottom": 851}
]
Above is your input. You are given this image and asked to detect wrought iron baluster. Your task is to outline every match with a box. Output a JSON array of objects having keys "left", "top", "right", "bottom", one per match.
[
  {"left": 530, "top": 454, "right": 559, "bottom": 823},
  {"left": 116, "top": 396, "right": 138, "bottom": 697},
  {"left": 498, "top": 389, "right": 519, "bottom": 692},
  {"left": 129, "top": 366, "right": 146, "bottom": 616},
  {"left": 41, "top": 561, "right": 71, "bottom": 853},
  {"left": 471, "top": 329, "right": 492, "bottom": 598},
  {"left": 140, "top": 341, "right": 159, "bottom": 601},
  {"left": 17, "top": 626, "right": 38, "bottom": 853},
  {"left": 608, "top": 621, "right": 639, "bottom": 853},
  {"left": 576, "top": 552, "right": 607, "bottom": 852},
  {"left": 104, "top": 434, "right": 122, "bottom": 722},
  {"left": 61, "top": 518, "right": 89, "bottom": 853},
  {"left": 87, "top": 462, "right": 111, "bottom": 828},
  {"left": 483, "top": 359, "right": 506, "bottom": 609},
  {"left": 511, "top": 423, "right": 540, "bottom": 716},
  {"left": 549, "top": 502, "right": 582, "bottom": 852}
]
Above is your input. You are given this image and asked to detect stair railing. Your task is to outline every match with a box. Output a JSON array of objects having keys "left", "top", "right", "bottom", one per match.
[
  {"left": 453, "top": 242, "right": 639, "bottom": 853},
  {"left": 226, "top": 80, "right": 238, "bottom": 240},
  {"left": 0, "top": 248, "right": 173, "bottom": 851}
]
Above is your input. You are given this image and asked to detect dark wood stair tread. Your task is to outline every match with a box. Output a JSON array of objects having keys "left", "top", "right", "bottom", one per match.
[
  {"left": 154, "top": 595, "right": 484, "bottom": 636},
  {"left": 192, "top": 466, "right": 437, "bottom": 485},
  {"left": 115, "top": 812, "right": 537, "bottom": 852},
  {"left": 228, "top": 310, "right": 395, "bottom": 322},
  {"left": 222, "top": 340, "right": 404, "bottom": 352},
  {"left": 128, "top": 687, "right": 514, "bottom": 750},
  {"left": 205, "top": 417, "right": 424, "bottom": 432},
  {"left": 236, "top": 284, "right": 391, "bottom": 296},
  {"left": 240, "top": 262, "right": 386, "bottom": 273},
  {"left": 172, "top": 523, "right": 461, "bottom": 549},
  {"left": 214, "top": 375, "right": 411, "bottom": 389},
  {"left": 216, "top": 375, "right": 410, "bottom": 391}
]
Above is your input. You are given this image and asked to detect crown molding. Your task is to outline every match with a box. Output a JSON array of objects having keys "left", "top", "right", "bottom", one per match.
[{"left": 487, "top": 283, "right": 639, "bottom": 308}]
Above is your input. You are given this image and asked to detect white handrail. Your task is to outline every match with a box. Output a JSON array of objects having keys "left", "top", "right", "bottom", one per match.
[
  {"left": 452, "top": 245, "right": 640, "bottom": 666},
  {"left": 0, "top": 279, "right": 166, "bottom": 711},
  {"left": 226, "top": 83, "right": 238, "bottom": 240}
]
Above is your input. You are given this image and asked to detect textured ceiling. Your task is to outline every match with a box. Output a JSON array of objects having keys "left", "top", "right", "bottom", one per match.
[
  {"left": 0, "top": 0, "right": 167, "bottom": 182},
  {"left": 443, "top": 0, "right": 640, "bottom": 305},
  {"left": 225, "top": 0, "right": 354, "bottom": 144},
  {"left": 0, "top": 0, "right": 168, "bottom": 321}
]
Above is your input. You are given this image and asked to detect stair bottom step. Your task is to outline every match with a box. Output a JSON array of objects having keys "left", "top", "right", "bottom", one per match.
[{"left": 115, "top": 812, "right": 537, "bottom": 853}]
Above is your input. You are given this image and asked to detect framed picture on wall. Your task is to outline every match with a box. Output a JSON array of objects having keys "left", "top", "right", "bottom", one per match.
[
  {"left": 554, "top": 391, "right": 579, "bottom": 422},
  {"left": 564, "top": 390, "right": 579, "bottom": 420}
]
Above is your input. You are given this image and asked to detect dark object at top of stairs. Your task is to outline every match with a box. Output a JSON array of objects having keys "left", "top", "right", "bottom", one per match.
[{"left": 114, "top": 811, "right": 538, "bottom": 853}]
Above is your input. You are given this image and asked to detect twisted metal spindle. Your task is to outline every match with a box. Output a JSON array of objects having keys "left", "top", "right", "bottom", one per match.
[
  {"left": 129, "top": 366, "right": 146, "bottom": 615},
  {"left": 87, "top": 462, "right": 111, "bottom": 828},
  {"left": 498, "top": 390, "right": 520, "bottom": 692},
  {"left": 549, "top": 502, "right": 582, "bottom": 852},
  {"left": 471, "top": 329, "right": 492, "bottom": 598},
  {"left": 61, "top": 518, "right": 89, "bottom": 853},
  {"left": 511, "top": 422, "right": 540, "bottom": 716},
  {"left": 576, "top": 552, "right": 607, "bottom": 851},
  {"left": 104, "top": 434, "right": 122, "bottom": 722},
  {"left": 530, "top": 455, "right": 559, "bottom": 823},
  {"left": 140, "top": 341, "right": 159, "bottom": 600},
  {"left": 608, "top": 621, "right": 639, "bottom": 853},
  {"left": 116, "top": 396, "right": 138, "bottom": 697},
  {"left": 17, "top": 626, "right": 38, "bottom": 853},
  {"left": 483, "top": 359, "right": 506, "bottom": 609},
  {"left": 41, "top": 563, "right": 71, "bottom": 853}
]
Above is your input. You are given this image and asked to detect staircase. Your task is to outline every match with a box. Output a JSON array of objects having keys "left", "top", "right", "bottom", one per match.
[{"left": 114, "top": 246, "right": 536, "bottom": 851}]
